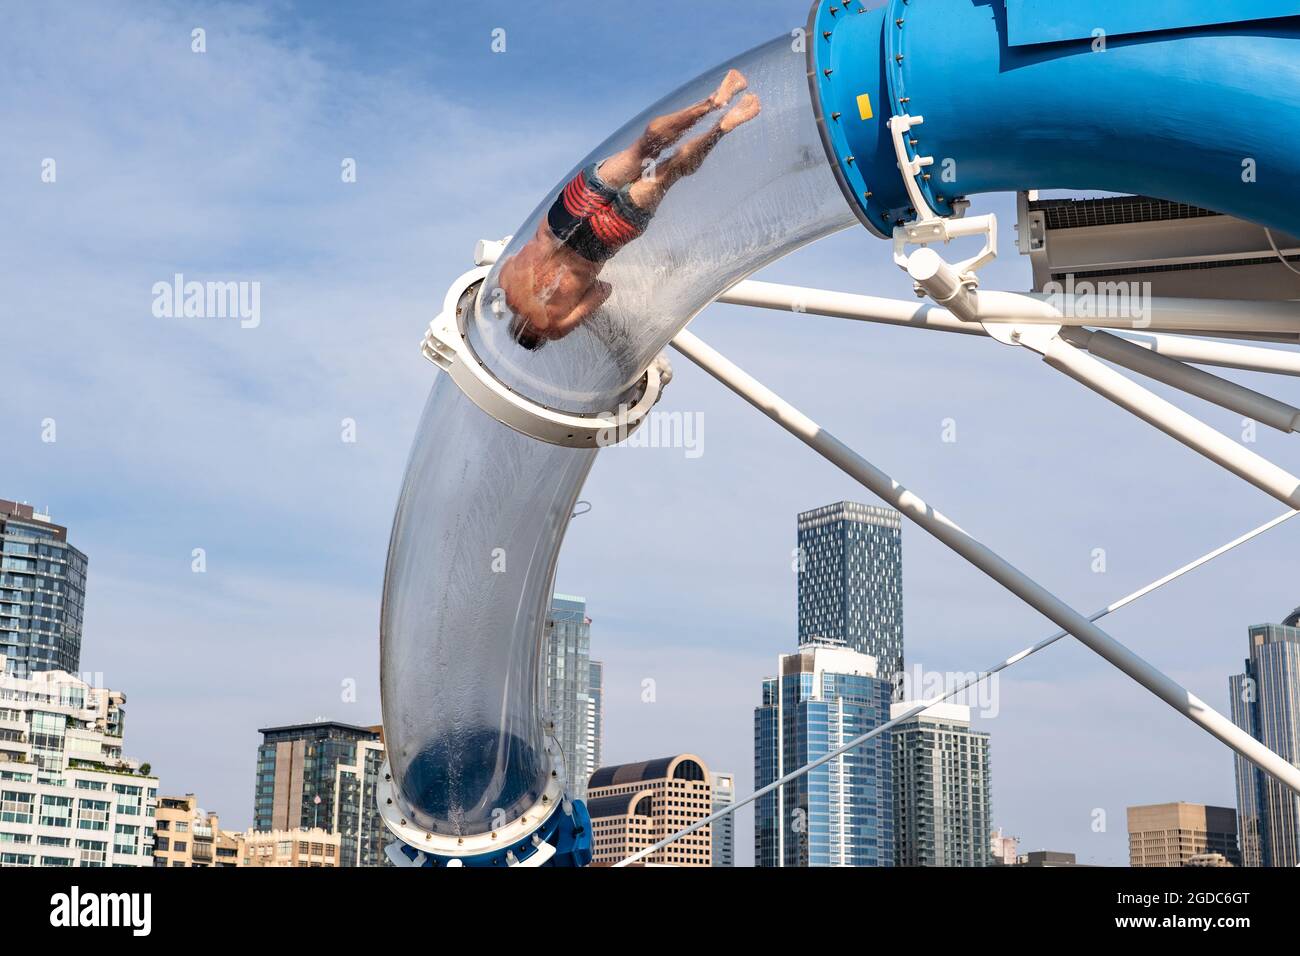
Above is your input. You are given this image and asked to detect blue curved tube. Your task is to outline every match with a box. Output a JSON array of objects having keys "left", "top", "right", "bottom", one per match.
[{"left": 811, "top": 0, "right": 1300, "bottom": 235}]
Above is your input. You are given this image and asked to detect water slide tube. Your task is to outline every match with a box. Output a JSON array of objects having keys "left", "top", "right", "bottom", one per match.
[{"left": 379, "top": 1, "right": 1300, "bottom": 867}]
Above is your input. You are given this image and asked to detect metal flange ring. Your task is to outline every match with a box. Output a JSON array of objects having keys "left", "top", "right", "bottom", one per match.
[{"left": 422, "top": 267, "right": 671, "bottom": 449}]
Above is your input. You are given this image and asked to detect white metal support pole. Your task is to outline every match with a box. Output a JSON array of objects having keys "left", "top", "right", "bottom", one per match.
[
  {"left": 1034, "top": 335, "right": 1300, "bottom": 508},
  {"left": 1063, "top": 328, "right": 1300, "bottom": 433},
  {"left": 669, "top": 328, "right": 1300, "bottom": 797},
  {"left": 711, "top": 279, "right": 1300, "bottom": 375},
  {"left": 1109, "top": 331, "right": 1300, "bottom": 378},
  {"left": 475, "top": 238, "right": 1300, "bottom": 373}
]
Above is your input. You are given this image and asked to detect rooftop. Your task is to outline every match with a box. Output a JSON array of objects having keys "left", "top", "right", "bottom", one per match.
[
  {"left": 257, "top": 720, "right": 382, "bottom": 740},
  {"left": 589, "top": 754, "right": 709, "bottom": 790}
]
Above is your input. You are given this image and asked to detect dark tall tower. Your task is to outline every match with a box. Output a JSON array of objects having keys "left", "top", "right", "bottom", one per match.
[
  {"left": 0, "top": 498, "right": 87, "bottom": 678},
  {"left": 797, "top": 501, "right": 904, "bottom": 683}
]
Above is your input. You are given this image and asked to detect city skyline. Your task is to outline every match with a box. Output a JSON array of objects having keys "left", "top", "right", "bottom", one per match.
[
  {"left": 6, "top": 0, "right": 1299, "bottom": 868},
  {"left": 6, "top": 481, "right": 1293, "bottom": 866}
]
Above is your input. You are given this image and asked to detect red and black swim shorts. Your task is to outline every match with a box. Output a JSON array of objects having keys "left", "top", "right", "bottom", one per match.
[{"left": 546, "top": 163, "right": 653, "bottom": 263}]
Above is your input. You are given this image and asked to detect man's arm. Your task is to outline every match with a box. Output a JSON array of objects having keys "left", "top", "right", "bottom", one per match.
[{"left": 549, "top": 281, "right": 612, "bottom": 340}]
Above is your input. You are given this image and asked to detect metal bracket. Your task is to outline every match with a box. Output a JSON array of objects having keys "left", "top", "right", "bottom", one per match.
[
  {"left": 887, "top": 112, "right": 997, "bottom": 311},
  {"left": 894, "top": 214, "right": 1000, "bottom": 325},
  {"left": 982, "top": 320, "right": 1063, "bottom": 351},
  {"left": 421, "top": 266, "right": 672, "bottom": 449},
  {"left": 893, "top": 211, "right": 999, "bottom": 282},
  {"left": 376, "top": 755, "right": 567, "bottom": 861},
  {"left": 888, "top": 114, "right": 937, "bottom": 220}
]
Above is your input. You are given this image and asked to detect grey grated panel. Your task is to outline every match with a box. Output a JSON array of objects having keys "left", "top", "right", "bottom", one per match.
[
  {"left": 1031, "top": 195, "right": 1222, "bottom": 231},
  {"left": 1052, "top": 254, "right": 1300, "bottom": 281}
]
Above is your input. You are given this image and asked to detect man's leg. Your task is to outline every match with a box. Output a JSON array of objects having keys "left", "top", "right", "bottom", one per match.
[
  {"left": 597, "top": 69, "right": 748, "bottom": 186},
  {"left": 625, "top": 93, "right": 762, "bottom": 214}
]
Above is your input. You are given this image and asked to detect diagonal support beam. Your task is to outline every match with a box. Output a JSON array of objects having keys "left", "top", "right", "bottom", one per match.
[
  {"left": 1032, "top": 335, "right": 1300, "bottom": 509},
  {"left": 1107, "top": 330, "right": 1300, "bottom": 379},
  {"left": 1062, "top": 328, "right": 1300, "bottom": 433},
  {"left": 670, "top": 328, "right": 1300, "bottom": 799}
]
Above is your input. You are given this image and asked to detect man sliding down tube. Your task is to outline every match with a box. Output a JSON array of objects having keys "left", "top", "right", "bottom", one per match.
[{"left": 496, "top": 69, "right": 762, "bottom": 350}]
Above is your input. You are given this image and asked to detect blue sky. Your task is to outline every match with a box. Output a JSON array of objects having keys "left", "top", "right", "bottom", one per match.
[{"left": 3, "top": 0, "right": 1298, "bottom": 866}]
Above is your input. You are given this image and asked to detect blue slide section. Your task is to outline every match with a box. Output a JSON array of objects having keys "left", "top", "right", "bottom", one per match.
[{"left": 810, "top": 0, "right": 1300, "bottom": 236}]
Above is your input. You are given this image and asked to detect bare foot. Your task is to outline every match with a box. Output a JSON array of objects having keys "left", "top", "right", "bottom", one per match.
[
  {"left": 710, "top": 69, "right": 749, "bottom": 109},
  {"left": 719, "top": 93, "right": 762, "bottom": 132}
]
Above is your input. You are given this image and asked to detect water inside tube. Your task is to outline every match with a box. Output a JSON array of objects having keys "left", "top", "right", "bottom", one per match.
[
  {"left": 470, "top": 35, "right": 856, "bottom": 413},
  {"left": 380, "top": 34, "right": 855, "bottom": 837}
]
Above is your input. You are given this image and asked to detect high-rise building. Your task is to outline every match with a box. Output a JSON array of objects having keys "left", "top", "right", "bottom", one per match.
[
  {"left": 1229, "top": 610, "right": 1300, "bottom": 867},
  {"left": 587, "top": 659, "right": 603, "bottom": 789},
  {"left": 892, "top": 702, "right": 992, "bottom": 867},
  {"left": 334, "top": 734, "right": 386, "bottom": 867},
  {"left": 253, "top": 721, "right": 386, "bottom": 867},
  {"left": 587, "top": 754, "right": 713, "bottom": 867},
  {"left": 990, "top": 826, "right": 1019, "bottom": 866},
  {"left": 1, "top": 499, "right": 87, "bottom": 678},
  {"left": 797, "top": 502, "right": 904, "bottom": 684},
  {"left": 543, "top": 595, "right": 601, "bottom": 798},
  {"left": 0, "top": 655, "right": 156, "bottom": 866},
  {"left": 711, "top": 771, "right": 735, "bottom": 867},
  {"left": 1127, "top": 802, "right": 1240, "bottom": 867},
  {"left": 754, "top": 639, "right": 894, "bottom": 867},
  {"left": 153, "top": 794, "right": 244, "bottom": 868}
]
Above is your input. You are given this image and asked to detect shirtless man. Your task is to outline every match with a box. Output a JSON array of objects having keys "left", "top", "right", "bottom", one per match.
[{"left": 496, "top": 69, "right": 762, "bottom": 350}]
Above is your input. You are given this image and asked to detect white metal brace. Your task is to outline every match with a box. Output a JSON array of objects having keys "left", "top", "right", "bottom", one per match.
[
  {"left": 888, "top": 113, "right": 937, "bottom": 217},
  {"left": 421, "top": 265, "right": 672, "bottom": 449},
  {"left": 888, "top": 114, "right": 998, "bottom": 321}
]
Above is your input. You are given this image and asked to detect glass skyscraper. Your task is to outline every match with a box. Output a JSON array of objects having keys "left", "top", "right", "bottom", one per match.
[
  {"left": 587, "top": 659, "right": 603, "bottom": 788},
  {"left": 892, "top": 702, "right": 992, "bottom": 867},
  {"left": 543, "top": 595, "right": 602, "bottom": 798},
  {"left": 711, "top": 771, "right": 735, "bottom": 866},
  {"left": 797, "top": 502, "right": 904, "bottom": 685},
  {"left": 1229, "top": 610, "right": 1300, "bottom": 867},
  {"left": 334, "top": 735, "right": 387, "bottom": 867},
  {"left": 253, "top": 721, "right": 387, "bottom": 866},
  {"left": 754, "top": 639, "right": 894, "bottom": 867},
  {"left": 0, "top": 499, "right": 87, "bottom": 679}
]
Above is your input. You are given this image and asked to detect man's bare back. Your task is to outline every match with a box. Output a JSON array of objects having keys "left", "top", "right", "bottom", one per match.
[{"left": 496, "top": 70, "right": 762, "bottom": 350}]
